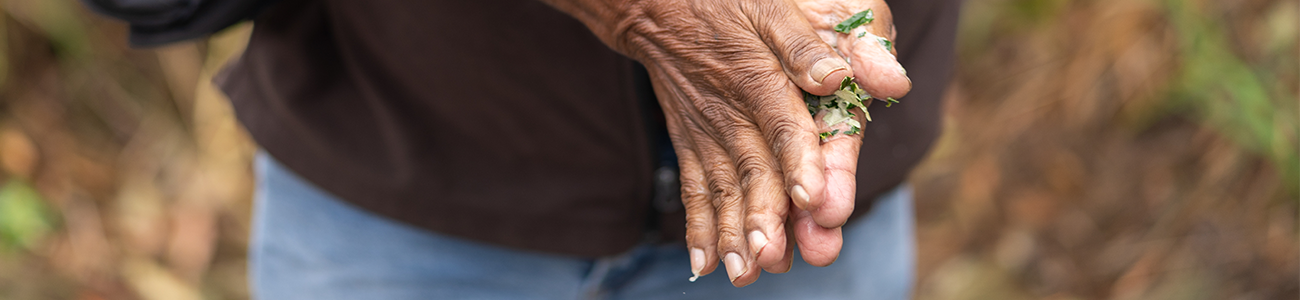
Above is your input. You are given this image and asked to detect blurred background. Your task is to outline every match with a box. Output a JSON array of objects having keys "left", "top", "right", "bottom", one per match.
[{"left": 0, "top": 0, "right": 1294, "bottom": 299}]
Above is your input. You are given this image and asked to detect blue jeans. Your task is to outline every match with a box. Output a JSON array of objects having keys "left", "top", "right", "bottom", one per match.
[{"left": 250, "top": 153, "right": 915, "bottom": 299}]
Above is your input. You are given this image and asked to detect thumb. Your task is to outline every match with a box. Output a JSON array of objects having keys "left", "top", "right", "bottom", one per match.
[
  {"left": 835, "top": 4, "right": 911, "bottom": 100},
  {"left": 751, "top": 2, "right": 854, "bottom": 96}
]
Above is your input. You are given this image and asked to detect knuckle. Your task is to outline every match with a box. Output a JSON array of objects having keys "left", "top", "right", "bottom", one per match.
[
  {"left": 707, "top": 178, "right": 742, "bottom": 209},
  {"left": 731, "top": 74, "right": 793, "bottom": 112},
  {"left": 780, "top": 35, "right": 826, "bottom": 67},
  {"left": 684, "top": 215, "right": 713, "bottom": 236},
  {"left": 759, "top": 115, "right": 803, "bottom": 140},
  {"left": 682, "top": 191, "right": 712, "bottom": 212},
  {"left": 705, "top": 164, "right": 736, "bottom": 186},
  {"left": 680, "top": 178, "right": 708, "bottom": 201},
  {"left": 715, "top": 222, "right": 745, "bottom": 243},
  {"left": 735, "top": 153, "right": 773, "bottom": 187},
  {"left": 739, "top": 0, "right": 829, "bottom": 67},
  {"left": 681, "top": 177, "right": 712, "bottom": 206},
  {"left": 760, "top": 119, "right": 808, "bottom": 161},
  {"left": 697, "top": 101, "right": 749, "bottom": 135},
  {"left": 730, "top": 65, "right": 785, "bottom": 92},
  {"left": 745, "top": 204, "right": 782, "bottom": 221}
]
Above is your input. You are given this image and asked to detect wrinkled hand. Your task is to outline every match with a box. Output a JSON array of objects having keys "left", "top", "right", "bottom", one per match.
[{"left": 542, "top": 0, "right": 909, "bottom": 287}]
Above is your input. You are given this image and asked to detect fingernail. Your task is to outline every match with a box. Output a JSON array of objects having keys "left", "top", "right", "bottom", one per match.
[
  {"left": 724, "top": 252, "right": 747, "bottom": 282},
  {"left": 689, "top": 248, "right": 705, "bottom": 282},
  {"left": 748, "top": 231, "right": 769, "bottom": 256},
  {"left": 791, "top": 185, "right": 810, "bottom": 208},
  {"left": 811, "top": 58, "right": 848, "bottom": 83}
]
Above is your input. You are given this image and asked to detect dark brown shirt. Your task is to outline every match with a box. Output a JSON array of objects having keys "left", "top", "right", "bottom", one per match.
[{"left": 217, "top": 0, "right": 959, "bottom": 257}]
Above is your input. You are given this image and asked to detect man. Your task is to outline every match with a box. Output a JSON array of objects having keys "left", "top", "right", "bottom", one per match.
[{"left": 91, "top": 0, "right": 958, "bottom": 298}]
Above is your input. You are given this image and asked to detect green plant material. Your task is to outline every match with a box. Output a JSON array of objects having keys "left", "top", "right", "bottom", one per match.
[
  {"left": 805, "top": 76, "right": 898, "bottom": 140},
  {"left": 0, "top": 180, "right": 53, "bottom": 251},
  {"left": 834, "top": 9, "right": 874, "bottom": 34},
  {"left": 878, "top": 37, "right": 893, "bottom": 51}
]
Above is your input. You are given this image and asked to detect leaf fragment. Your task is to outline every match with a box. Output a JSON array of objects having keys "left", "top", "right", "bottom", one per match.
[
  {"left": 804, "top": 73, "right": 903, "bottom": 139},
  {"left": 833, "top": 9, "right": 874, "bottom": 34}
]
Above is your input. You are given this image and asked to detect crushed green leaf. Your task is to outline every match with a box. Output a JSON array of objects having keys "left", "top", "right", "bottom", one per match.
[
  {"left": 804, "top": 77, "right": 868, "bottom": 141},
  {"left": 804, "top": 77, "right": 904, "bottom": 140},
  {"left": 833, "top": 9, "right": 874, "bottom": 34},
  {"left": 878, "top": 37, "right": 893, "bottom": 51},
  {"left": 806, "top": 11, "right": 904, "bottom": 141}
]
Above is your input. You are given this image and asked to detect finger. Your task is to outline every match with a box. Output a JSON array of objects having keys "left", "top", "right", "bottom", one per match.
[
  {"left": 690, "top": 99, "right": 791, "bottom": 273},
  {"left": 812, "top": 135, "right": 861, "bottom": 227},
  {"left": 809, "top": 113, "right": 866, "bottom": 228},
  {"left": 751, "top": 220, "right": 790, "bottom": 274},
  {"left": 693, "top": 130, "right": 761, "bottom": 286},
  {"left": 835, "top": 4, "right": 911, "bottom": 99},
  {"left": 748, "top": 0, "right": 853, "bottom": 96},
  {"left": 670, "top": 116, "right": 721, "bottom": 280},
  {"left": 647, "top": 63, "right": 769, "bottom": 284},
  {"left": 791, "top": 96, "right": 861, "bottom": 265},
  {"left": 670, "top": 0, "right": 832, "bottom": 224},
  {"left": 660, "top": 70, "right": 792, "bottom": 284},
  {"left": 791, "top": 206, "right": 843, "bottom": 267},
  {"left": 718, "top": 60, "right": 828, "bottom": 215},
  {"left": 729, "top": 131, "right": 790, "bottom": 272},
  {"left": 764, "top": 217, "right": 798, "bottom": 274},
  {"left": 657, "top": 47, "right": 804, "bottom": 283},
  {"left": 650, "top": 72, "right": 721, "bottom": 280}
]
